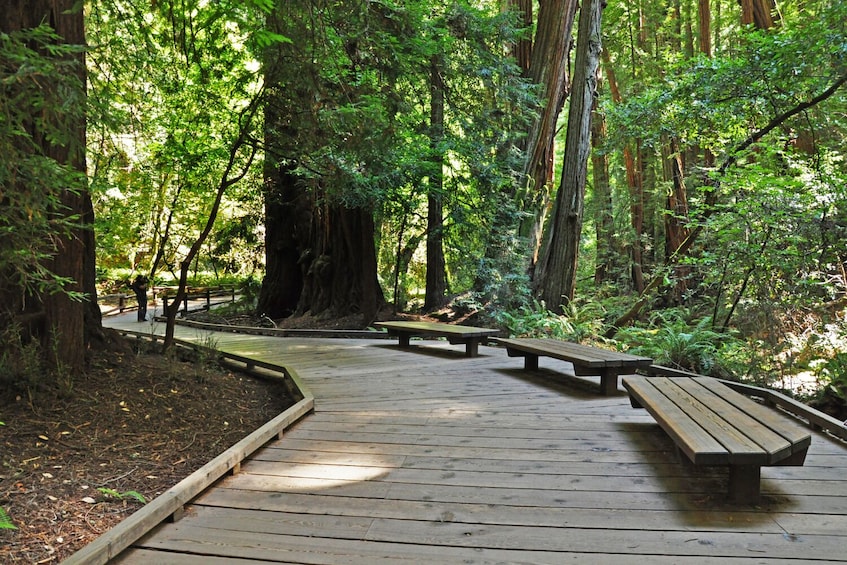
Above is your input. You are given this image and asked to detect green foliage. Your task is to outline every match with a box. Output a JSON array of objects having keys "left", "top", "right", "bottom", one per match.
[
  {"left": 819, "top": 353, "right": 847, "bottom": 400},
  {"left": 616, "top": 310, "right": 739, "bottom": 377},
  {"left": 266, "top": 0, "right": 535, "bottom": 307},
  {"left": 87, "top": 0, "right": 266, "bottom": 279},
  {"left": 0, "top": 505, "right": 15, "bottom": 530},
  {"left": 496, "top": 300, "right": 606, "bottom": 343},
  {"left": 96, "top": 487, "right": 147, "bottom": 505},
  {"left": 0, "top": 25, "right": 88, "bottom": 300}
]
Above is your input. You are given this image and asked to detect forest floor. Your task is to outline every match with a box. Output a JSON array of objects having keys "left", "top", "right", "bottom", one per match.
[{"left": 0, "top": 327, "right": 297, "bottom": 564}]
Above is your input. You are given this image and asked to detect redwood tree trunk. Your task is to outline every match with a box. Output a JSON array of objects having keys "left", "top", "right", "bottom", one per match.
[
  {"left": 1, "top": 0, "right": 98, "bottom": 373},
  {"left": 590, "top": 82, "right": 616, "bottom": 284},
  {"left": 533, "top": 0, "right": 604, "bottom": 309},
  {"left": 425, "top": 55, "right": 448, "bottom": 311},
  {"left": 258, "top": 163, "right": 308, "bottom": 319},
  {"left": 517, "top": 0, "right": 579, "bottom": 269}
]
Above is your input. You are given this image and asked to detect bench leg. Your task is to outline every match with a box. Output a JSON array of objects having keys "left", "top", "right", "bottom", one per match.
[
  {"left": 397, "top": 333, "right": 411, "bottom": 348},
  {"left": 599, "top": 368, "right": 618, "bottom": 396},
  {"left": 464, "top": 338, "right": 481, "bottom": 358},
  {"left": 728, "top": 465, "right": 761, "bottom": 504}
]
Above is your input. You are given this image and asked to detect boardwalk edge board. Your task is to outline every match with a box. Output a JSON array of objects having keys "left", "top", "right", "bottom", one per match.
[{"left": 61, "top": 354, "right": 314, "bottom": 565}]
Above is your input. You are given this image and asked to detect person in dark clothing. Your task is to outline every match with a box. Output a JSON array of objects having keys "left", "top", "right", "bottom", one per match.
[{"left": 130, "top": 275, "right": 149, "bottom": 322}]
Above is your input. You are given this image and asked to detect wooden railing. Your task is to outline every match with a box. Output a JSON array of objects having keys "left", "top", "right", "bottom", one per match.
[
  {"left": 99, "top": 285, "right": 237, "bottom": 316},
  {"left": 155, "top": 285, "right": 237, "bottom": 315}
]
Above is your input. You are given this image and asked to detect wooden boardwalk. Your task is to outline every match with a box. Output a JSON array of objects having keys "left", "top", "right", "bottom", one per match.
[{"left": 91, "top": 320, "right": 847, "bottom": 563}]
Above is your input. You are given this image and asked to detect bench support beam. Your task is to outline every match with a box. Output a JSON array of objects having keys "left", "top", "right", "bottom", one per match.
[{"left": 729, "top": 465, "right": 761, "bottom": 504}]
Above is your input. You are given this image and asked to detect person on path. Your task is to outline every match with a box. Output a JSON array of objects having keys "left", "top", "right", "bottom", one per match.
[{"left": 130, "top": 275, "right": 149, "bottom": 322}]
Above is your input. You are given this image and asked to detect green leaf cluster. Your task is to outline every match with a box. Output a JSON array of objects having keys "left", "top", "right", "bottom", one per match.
[
  {"left": 87, "top": 0, "right": 267, "bottom": 279},
  {"left": 0, "top": 25, "right": 87, "bottom": 300}
]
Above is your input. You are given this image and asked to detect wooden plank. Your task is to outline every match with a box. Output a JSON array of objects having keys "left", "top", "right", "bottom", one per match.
[
  {"left": 193, "top": 489, "right": 782, "bottom": 533},
  {"left": 654, "top": 378, "right": 770, "bottom": 465},
  {"left": 130, "top": 515, "right": 847, "bottom": 562},
  {"left": 693, "top": 377, "right": 812, "bottom": 457},
  {"left": 622, "top": 376, "right": 730, "bottom": 464},
  {"left": 674, "top": 377, "right": 795, "bottom": 463}
]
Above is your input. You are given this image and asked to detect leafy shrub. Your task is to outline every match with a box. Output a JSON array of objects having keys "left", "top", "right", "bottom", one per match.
[
  {"left": 616, "top": 309, "right": 738, "bottom": 376},
  {"left": 496, "top": 300, "right": 606, "bottom": 343}
]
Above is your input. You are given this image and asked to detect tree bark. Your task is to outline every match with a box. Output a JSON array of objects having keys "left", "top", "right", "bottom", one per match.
[
  {"left": 740, "top": 0, "right": 776, "bottom": 29},
  {"left": 533, "top": 0, "right": 604, "bottom": 310},
  {"left": 517, "top": 0, "right": 579, "bottom": 269},
  {"left": 258, "top": 163, "right": 308, "bottom": 319},
  {"left": 424, "top": 55, "right": 448, "bottom": 311},
  {"left": 1, "top": 0, "right": 97, "bottom": 373},
  {"left": 590, "top": 79, "right": 616, "bottom": 284}
]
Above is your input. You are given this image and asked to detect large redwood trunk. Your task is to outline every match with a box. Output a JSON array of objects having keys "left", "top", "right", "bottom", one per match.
[
  {"left": 258, "top": 165, "right": 384, "bottom": 325},
  {"left": 257, "top": 164, "right": 309, "bottom": 319},
  {"left": 517, "top": 0, "right": 579, "bottom": 269},
  {"left": 1, "top": 0, "right": 98, "bottom": 373}
]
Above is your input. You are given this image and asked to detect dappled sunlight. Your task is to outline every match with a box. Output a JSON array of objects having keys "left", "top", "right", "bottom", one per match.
[{"left": 246, "top": 453, "right": 396, "bottom": 492}]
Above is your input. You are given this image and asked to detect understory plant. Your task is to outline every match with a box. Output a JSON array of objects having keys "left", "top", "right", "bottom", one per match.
[
  {"left": 0, "top": 505, "right": 14, "bottom": 530},
  {"left": 497, "top": 299, "right": 606, "bottom": 343},
  {"left": 0, "top": 423, "right": 14, "bottom": 530},
  {"left": 615, "top": 310, "right": 738, "bottom": 376}
]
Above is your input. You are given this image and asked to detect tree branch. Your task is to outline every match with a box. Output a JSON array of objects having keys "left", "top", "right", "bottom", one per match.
[{"left": 606, "top": 70, "right": 847, "bottom": 338}]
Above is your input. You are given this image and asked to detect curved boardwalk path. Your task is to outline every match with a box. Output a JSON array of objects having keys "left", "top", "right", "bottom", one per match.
[{"left": 90, "top": 317, "right": 847, "bottom": 563}]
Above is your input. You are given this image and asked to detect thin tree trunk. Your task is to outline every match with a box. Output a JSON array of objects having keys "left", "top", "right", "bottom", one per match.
[
  {"left": 425, "top": 55, "right": 447, "bottom": 311},
  {"left": 164, "top": 100, "right": 260, "bottom": 350},
  {"left": 591, "top": 79, "right": 616, "bottom": 284},
  {"left": 533, "top": 0, "right": 604, "bottom": 310},
  {"left": 662, "top": 136, "right": 692, "bottom": 303},
  {"left": 517, "top": 0, "right": 579, "bottom": 269}
]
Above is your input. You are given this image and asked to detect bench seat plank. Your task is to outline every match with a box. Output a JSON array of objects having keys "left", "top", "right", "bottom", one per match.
[
  {"left": 624, "top": 377, "right": 731, "bottom": 465},
  {"left": 494, "top": 338, "right": 653, "bottom": 395},
  {"left": 374, "top": 321, "right": 499, "bottom": 357},
  {"left": 654, "top": 378, "right": 774, "bottom": 465},
  {"left": 496, "top": 338, "right": 651, "bottom": 368},
  {"left": 693, "top": 377, "right": 811, "bottom": 461},
  {"left": 672, "top": 378, "right": 795, "bottom": 464}
]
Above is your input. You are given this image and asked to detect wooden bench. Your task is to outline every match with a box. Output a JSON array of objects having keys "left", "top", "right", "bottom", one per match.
[
  {"left": 622, "top": 375, "right": 811, "bottom": 503},
  {"left": 494, "top": 337, "right": 653, "bottom": 395},
  {"left": 374, "top": 321, "right": 500, "bottom": 358}
]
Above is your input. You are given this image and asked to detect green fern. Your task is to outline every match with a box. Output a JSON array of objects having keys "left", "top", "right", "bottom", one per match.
[
  {"left": 0, "top": 506, "right": 16, "bottom": 530},
  {"left": 97, "top": 487, "right": 147, "bottom": 504}
]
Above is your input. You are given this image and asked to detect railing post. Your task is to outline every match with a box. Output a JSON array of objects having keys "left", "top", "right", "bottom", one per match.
[
  {"left": 119, "top": 294, "right": 126, "bottom": 313},
  {"left": 206, "top": 289, "right": 211, "bottom": 310}
]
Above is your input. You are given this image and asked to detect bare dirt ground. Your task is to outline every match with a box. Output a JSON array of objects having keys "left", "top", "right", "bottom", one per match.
[{"left": 0, "top": 329, "right": 296, "bottom": 564}]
